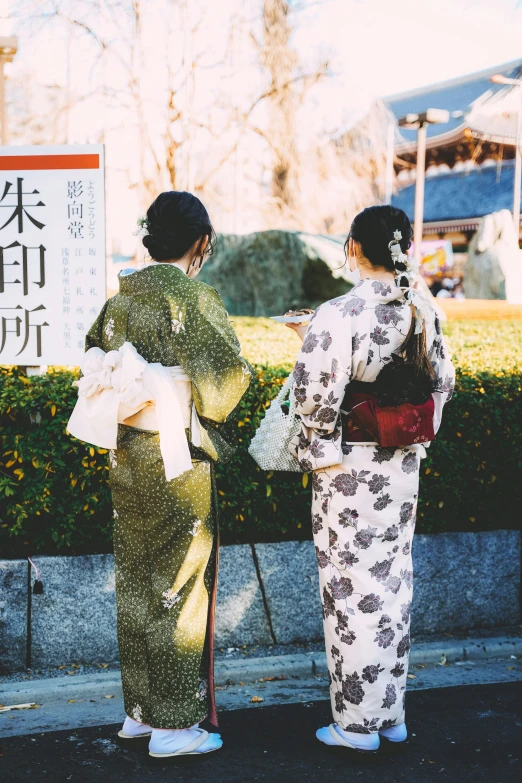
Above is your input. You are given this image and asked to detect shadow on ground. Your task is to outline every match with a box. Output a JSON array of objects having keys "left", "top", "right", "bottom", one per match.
[{"left": 1, "top": 682, "right": 520, "bottom": 782}]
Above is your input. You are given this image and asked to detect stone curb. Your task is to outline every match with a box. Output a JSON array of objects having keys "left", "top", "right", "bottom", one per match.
[
  {"left": 310, "top": 636, "right": 522, "bottom": 675},
  {"left": 0, "top": 673, "right": 124, "bottom": 702},
  {"left": 2, "top": 636, "right": 520, "bottom": 704},
  {"left": 412, "top": 636, "right": 522, "bottom": 663},
  {"left": 214, "top": 654, "right": 312, "bottom": 685}
]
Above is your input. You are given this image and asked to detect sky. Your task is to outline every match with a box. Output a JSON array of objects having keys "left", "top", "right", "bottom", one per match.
[
  {"left": 4, "top": 0, "right": 522, "bottom": 116},
  {"left": 294, "top": 0, "right": 522, "bottom": 131},
  {"left": 1, "top": 0, "right": 521, "bottom": 245}
]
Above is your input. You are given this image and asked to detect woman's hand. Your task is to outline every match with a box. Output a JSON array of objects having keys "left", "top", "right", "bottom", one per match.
[{"left": 285, "top": 323, "right": 308, "bottom": 342}]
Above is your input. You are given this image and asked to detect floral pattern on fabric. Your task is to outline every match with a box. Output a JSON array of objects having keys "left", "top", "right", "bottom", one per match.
[
  {"left": 104, "top": 318, "right": 115, "bottom": 340},
  {"left": 196, "top": 680, "right": 209, "bottom": 702},
  {"left": 293, "top": 278, "right": 455, "bottom": 733},
  {"left": 161, "top": 587, "right": 182, "bottom": 610},
  {"left": 290, "top": 279, "right": 455, "bottom": 471},
  {"left": 313, "top": 443, "right": 422, "bottom": 731},
  {"left": 131, "top": 704, "right": 143, "bottom": 722}
]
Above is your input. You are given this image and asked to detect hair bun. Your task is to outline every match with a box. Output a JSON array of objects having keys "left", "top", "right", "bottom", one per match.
[
  {"left": 142, "top": 232, "right": 168, "bottom": 260},
  {"left": 141, "top": 190, "right": 215, "bottom": 262}
]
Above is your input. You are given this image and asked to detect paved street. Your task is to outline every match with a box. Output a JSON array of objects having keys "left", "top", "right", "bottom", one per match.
[{"left": 0, "top": 682, "right": 520, "bottom": 782}]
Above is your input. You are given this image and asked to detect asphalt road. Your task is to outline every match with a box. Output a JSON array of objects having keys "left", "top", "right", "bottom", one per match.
[{"left": 1, "top": 681, "right": 520, "bottom": 783}]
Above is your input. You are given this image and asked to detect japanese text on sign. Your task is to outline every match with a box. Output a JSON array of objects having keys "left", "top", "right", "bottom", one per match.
[{"left": 0, "top": 145, "right": 106, "bottom": 365}]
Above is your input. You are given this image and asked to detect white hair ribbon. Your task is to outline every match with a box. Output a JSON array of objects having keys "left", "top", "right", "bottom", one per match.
[{"left": 389, "top": 229, "right": 425, "bottom": 333}]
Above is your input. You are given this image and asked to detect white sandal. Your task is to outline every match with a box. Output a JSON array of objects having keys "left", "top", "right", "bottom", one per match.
[
  {"left": 118, "top": 729, "right": 152, "bottom": 739},
  {"left": 149, "top": 728, "right": 222, "bottom": 758}
]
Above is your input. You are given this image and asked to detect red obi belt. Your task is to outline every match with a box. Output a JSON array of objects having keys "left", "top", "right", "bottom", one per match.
[{"left": 342, "top": 392, "right": 435, "bottom": 447}]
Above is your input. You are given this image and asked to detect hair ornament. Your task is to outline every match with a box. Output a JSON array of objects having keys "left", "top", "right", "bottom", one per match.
[
  {"left": 389, "top": 228, "right": 426, "bottom": 334},
  {"left": 134, "top": 215, "right": 149, "bottom": 238}
]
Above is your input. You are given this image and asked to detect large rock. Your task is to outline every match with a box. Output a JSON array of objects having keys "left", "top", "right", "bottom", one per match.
[
  {"left": 200, "top": 231, "right": 353, "bottom": 316},
  {"left": 0, "top": 559, "right": 27, "bottom": 673}
]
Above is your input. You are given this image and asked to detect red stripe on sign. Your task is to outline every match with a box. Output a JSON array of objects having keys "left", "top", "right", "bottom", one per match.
[{"left": 0, "top": 154, "right": 100, "bottom": 170}]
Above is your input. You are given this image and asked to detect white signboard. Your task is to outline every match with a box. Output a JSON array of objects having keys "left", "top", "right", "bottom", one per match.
[{"left": 0, "top": 144, "right": 106, "bottom": 365}]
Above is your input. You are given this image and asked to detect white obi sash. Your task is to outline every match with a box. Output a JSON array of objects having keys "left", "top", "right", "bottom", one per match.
[{"left": 67, "top": 342, "right": 200, "bottom": 481}]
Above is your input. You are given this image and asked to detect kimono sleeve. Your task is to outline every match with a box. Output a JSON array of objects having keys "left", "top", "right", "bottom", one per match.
[
  {"left": 171, "top": 283, "right": 252, "bottom": 423},
  {"left": 426, "top": 312, "right": 455, "bottom": 434},
  {"left": 84, "top": 301, "right": 110, "bottom": 351},
  {"left": 292, "top": 300, "right": 352, "bottom": 434}
]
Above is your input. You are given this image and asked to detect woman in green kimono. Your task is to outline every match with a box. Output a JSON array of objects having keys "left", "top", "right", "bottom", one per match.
[{"left": 70, "top": 192, "right": 251, "bottom": 757}]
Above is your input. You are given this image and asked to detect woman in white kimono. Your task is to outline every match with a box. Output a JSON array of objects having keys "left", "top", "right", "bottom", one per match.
[{"left": 288, "top": 206, "right": 455, "bottom": 752}]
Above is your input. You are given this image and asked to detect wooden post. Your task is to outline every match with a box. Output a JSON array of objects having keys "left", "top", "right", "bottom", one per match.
[
  {"left": 413, "top": 122, "right": 427, "bottom": 266},
  {"left": 0, "top": 35, "right": 18, "bottom": 144},
  {"left": 0, "top": 55, "right": 5, "bottom": 146},
  {"left": 514, "top": 86, "right": 522, "bottom": 244},
  {"left": 384, "top": 120, "right": 395, "bottom": 206}
]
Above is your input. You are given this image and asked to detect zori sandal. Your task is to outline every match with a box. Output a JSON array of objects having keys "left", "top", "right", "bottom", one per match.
[{"left": 149, "top": 728, "right": 222, "bottom": 758}]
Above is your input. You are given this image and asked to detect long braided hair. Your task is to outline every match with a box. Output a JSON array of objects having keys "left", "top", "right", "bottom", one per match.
[{"left": 345, "top": 205, "right": 435, "bottom": 389}]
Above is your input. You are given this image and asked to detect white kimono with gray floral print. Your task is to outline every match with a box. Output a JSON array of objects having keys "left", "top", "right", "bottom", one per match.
[
  {"left": 291, "top": 279, "right": 455, "bottom": 733},
  {"left": 290, "top": 278, "right": 454, "bottom": 472}
]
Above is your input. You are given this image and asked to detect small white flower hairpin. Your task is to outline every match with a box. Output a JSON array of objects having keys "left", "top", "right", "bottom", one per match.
[
  {"left": 134, "top": 215, "right": 149, "bottom": 238},
  {"left": 388, "top": 229, "right": 409, "bottom": 265},
  {"left": 387, "top": 228, "right": 427, "bottom": 333}
]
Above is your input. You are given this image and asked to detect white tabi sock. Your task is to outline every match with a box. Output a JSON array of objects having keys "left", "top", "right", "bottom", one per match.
[
  {"left": 149, "top": 724, "right": 222, "bottom": 755},
  {"left": 379, "top": 723, "right": 408, "bottom": 742},
  {"left": 316, "top": 723, "right": 380, "bottom": 751},
  {"left": 121, "top": 716, "right": 153, "bottom": 737},
  {"left": 335, "top": 725, "right": 380, "bottom": 750}
]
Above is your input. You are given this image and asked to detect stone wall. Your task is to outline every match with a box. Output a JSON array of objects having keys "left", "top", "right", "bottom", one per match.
[{"left": 1, "top": 531, "right": 520, "bottom": 674}]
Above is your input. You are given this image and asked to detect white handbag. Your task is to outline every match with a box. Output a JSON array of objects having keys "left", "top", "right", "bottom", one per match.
[{"left": 248, "top": 374, "right": 302, "bottom": 472}]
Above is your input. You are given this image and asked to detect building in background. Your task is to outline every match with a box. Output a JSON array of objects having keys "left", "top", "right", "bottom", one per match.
[{"left": 387, "top": 58, "right": 522, "bottom": 257}]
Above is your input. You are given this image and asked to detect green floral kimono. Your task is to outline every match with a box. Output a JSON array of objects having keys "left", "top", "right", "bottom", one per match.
[{"left": 85, "top": 264, "right": 251, "bottom": 729}]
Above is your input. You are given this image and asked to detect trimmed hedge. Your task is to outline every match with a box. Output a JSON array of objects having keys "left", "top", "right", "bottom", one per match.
[{"left": 1, "top": 318, "right": 521, "bottom": 557}]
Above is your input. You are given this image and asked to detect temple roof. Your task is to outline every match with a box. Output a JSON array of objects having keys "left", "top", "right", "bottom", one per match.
[
  {"left": 386, "top": 59, "right": 522, "bottom": 147},
  {"left": 391, "top": 160, "right": 520, "bottom": 230}
]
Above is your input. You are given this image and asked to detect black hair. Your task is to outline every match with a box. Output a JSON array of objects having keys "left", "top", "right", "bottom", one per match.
[
  {"left": 345, "top": 205, "right": 413, "bottom": 287},
  {"left": 345, "top": 205, "right": 434, "bottom": 385},
  {"left": 142, "top": 191, "right": 216, "bottom": 263}
]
